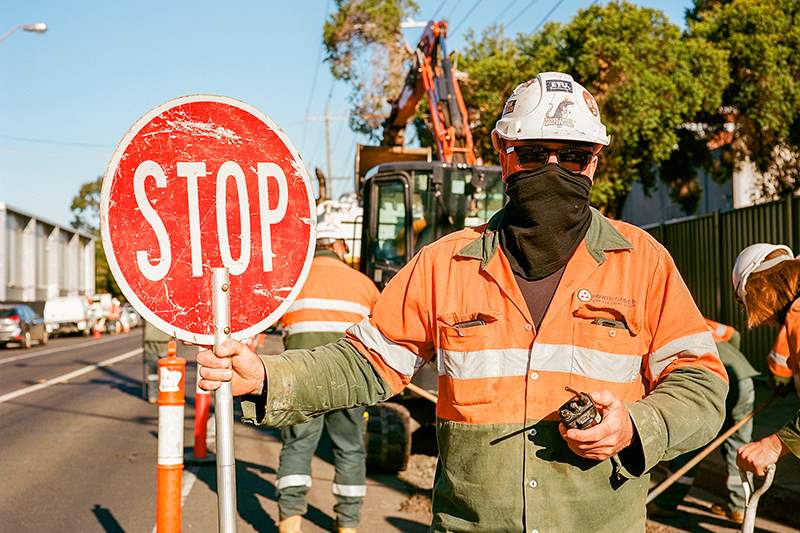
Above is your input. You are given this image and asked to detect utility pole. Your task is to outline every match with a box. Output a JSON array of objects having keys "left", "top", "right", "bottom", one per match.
[
  {"left": 306, "top": 100, "right": 346, "bottom": 200},
  {"left": 324, "top": 98, "right": 333, "bottom": 180}
]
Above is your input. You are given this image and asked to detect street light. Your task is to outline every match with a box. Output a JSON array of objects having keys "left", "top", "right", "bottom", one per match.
[{"left": 0, "top": 22, "right": 48, "bottom": 44}]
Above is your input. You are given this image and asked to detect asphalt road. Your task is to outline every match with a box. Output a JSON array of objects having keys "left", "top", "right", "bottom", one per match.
[
  {"left": 0, "top": 331, "right": 424, "bottom": 533},
  {"left": 1, "top": 332, "right": 796, "bottom": 533}
]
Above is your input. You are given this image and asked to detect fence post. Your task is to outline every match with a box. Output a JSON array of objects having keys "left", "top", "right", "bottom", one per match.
[
  {"left": 713, "top": 210, "right": 723, "bottom": 320},
  {"left": 786, "top": 195, "right": 794, "bottom": 251}
]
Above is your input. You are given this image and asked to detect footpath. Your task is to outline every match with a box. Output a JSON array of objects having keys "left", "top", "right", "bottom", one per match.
[{"left": 691, "top": 378, "right": 800, "bottom": 528}]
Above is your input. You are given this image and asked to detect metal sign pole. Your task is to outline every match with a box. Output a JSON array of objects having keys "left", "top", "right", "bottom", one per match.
[{"left": 213, "top": 267, "right": 237, "bottom": 532}]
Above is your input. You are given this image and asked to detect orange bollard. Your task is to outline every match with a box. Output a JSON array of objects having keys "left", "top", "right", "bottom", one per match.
[
  {"left": 193, "top": 353, "right": 211, "bottom": 460},
  {"left": 157, "top": 340, "right": 185, "bottom": 532}
]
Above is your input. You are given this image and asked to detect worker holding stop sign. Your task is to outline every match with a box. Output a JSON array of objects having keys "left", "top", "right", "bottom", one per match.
[{"left": 100, "top": 95, "right": 317, "bottom": 533}]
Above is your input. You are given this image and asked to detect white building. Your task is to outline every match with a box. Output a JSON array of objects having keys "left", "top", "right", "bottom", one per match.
[{"left": 0, "top": 202, "right": 95, "bottom": 303}]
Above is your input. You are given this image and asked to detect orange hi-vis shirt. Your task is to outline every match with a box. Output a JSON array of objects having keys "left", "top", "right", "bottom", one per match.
[
  {"left": 769, "top": 325, "right": 797, "bottom": 379},
  {"left": 279, "top": 249, "right": 379, "bottom": 349},
  {"left": 243, "top": 208, "right": 728, "bottom": 532},
  {"left": 347, "top": 211, "right": 727, "bottom": 425},
  {"left": 705, "top": 318, "right": 736, "bottom": 344},
  {"left": 342, "top": 208, "right": 727, "bottom": 532}
]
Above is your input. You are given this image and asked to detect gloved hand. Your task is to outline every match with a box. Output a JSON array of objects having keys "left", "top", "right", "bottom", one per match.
[{"left": 768, "top": 373, "right": 794, "bottom": 397}]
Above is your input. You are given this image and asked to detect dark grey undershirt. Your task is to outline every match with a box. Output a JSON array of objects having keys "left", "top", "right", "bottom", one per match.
[{"left": 513, "top": 265, "right": 566, "bottom": 330}]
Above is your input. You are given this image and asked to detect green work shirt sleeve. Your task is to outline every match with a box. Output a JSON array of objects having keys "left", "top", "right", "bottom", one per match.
[
  {"left": 619, "top": 366, "right": 728, "bottom": 477},
  {"left": 240, "top": 338, "right": 394, "bottom": 427},
  {"left": 777, "top": 409, "right": 800, "bottom": 458}
]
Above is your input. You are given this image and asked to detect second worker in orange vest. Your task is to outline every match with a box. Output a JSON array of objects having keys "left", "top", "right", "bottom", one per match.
[{"left": 275, "top": 221, "right": 379, "bottom": 533}]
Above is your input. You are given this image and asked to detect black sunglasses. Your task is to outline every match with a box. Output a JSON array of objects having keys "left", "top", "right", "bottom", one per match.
[{"left": 511, "top": 146, "right": 594, "bottom": 170}]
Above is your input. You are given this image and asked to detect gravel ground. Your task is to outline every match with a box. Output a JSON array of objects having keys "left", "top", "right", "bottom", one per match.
[{"left": 394, "top": 455, "right": 796, "bottom": 532}]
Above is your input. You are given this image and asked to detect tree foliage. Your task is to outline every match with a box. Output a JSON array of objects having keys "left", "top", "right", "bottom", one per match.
[
  {"left": 323, "top": 0, "right": 798, "bottom": 214},
  {"left": 459, "top": 2, "right": 728, "bottom": 215},
  {"left": 323, "top": 0, "right": 419, "bottom": 138},
  {"left": 688, "top": 0, "right": 800, "bottom": 199},
  {"left": 70, "top": 176, "right": 121, "bottom": 298}
]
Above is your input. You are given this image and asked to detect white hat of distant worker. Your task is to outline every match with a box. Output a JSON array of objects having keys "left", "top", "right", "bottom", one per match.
[
  {"left": 492, "top": 72, "right": 610, "bottom": 149},
  {"left": 316, "top": 220, "right": 347, "bottom": 243},
  {"left": 732, "top": 243, "right": 794, "bottom": 304}
]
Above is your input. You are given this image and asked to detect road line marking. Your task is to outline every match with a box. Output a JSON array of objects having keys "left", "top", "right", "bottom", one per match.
[
  {"left": 0, "top": 348, "right": 142, "bottom": 404},
  {"left": 0, "top": 333, "right": 137, "bottom": 366},
  {"left": 150, "top": 466, "right": 200, "bottom": 533}
]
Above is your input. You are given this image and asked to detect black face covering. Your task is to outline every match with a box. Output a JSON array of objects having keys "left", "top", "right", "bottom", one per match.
[{"left": 500, "top": 164, "right": 592, "bottom": 280}]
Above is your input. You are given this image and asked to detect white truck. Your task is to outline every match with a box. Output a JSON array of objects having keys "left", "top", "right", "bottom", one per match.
[{"left": 43, "top": 296, "right": 92, "bottom": 336}]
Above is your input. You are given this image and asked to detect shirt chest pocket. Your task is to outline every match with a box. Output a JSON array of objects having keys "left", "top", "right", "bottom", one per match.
[
  {"left": 571, "top": 304, "right": 646, "bottom": 383},
  {"left": 437, "top": 312, "right": 509, "bottom": 405}
]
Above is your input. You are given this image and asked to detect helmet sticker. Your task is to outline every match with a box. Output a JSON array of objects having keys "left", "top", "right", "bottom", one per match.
[
  {"left": 545, "top": 79, "right": 573, "bottom": 92},
  {"left": 503, "top": 99, "right": 517, "bottom": 115},
  {"left": 543, "top": 98, "right": 575, "bottom": 128},
  {"left": 583, "top": 90, "right": 599, "bottom": 118}
]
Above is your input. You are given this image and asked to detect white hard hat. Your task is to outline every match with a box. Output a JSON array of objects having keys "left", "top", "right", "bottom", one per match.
[
  {"left": 493, "top": 72, "right": 610, "bottom": 147},
  {"left": 316, "top": 220, "right": 347, "bottom": 242},
  {"left": 732, "top": 243, "right": 794, "bottom": 304}
]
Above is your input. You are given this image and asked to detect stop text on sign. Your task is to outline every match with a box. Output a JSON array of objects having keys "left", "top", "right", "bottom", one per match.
[{"left": 134, "top": 159, "right": 287, "bottom": 281}]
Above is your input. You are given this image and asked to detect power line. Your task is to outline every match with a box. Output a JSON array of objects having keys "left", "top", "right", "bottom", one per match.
[
  {"left": 451, "top": 0, "right": 484, "bottom": 36},
  {"left": 533, "top": 0, "right": 565, "bottom": 32},
  {"left": 301, "top": 0, "right": 330, "bottom": 150},
  {"left": 430, "top": 0, "right": 449, "bottom": 20},
  {"left": 492, "top": 0, "right": 519, "bottom": 27},
  {"left": 445, "top": 0, "right": 461, "bottom": 22},
  {"left": 506, "top": 0, "right": 541, "bottom": 31},
  {"left": 0, "top": 133, "right": 111, "bottom": 149}
]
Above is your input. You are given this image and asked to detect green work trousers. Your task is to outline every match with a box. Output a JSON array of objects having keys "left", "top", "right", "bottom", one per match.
[
  {"left": 277, "top": 406, "right": 366, "bottom": 527},
  {"left": 142, "top": 339, "right": 168, "bottom": 402}
]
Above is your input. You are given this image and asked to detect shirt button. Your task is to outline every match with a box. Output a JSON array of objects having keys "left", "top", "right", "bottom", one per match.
[
  {"left": 524, "top": 324, "right": 533, "bottom": 332},
  {"left": 527, "top": 428, "right": 537, "bottom": 437},
  {"left": 529, "top": 371, "right": 539, "bottom": 380},
  {"left": 529, "top": 479, "right": 538, "bottom": 488},
  {"left": 609, "top": 329, "right": 617, "bottom": 337},
  {"left": 531, "top": 530, "right": 540, "bottom": 533}
]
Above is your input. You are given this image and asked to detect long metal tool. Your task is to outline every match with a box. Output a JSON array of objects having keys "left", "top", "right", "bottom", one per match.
[
  {"left": 213, "top": 268, "right": 237, "bottom": 532},
  {"left": 646, "top": 393, "right": 776, "bottom": 504},
  {"left": 406, "top": 382, "right": 438, "bottom": 403},
  {"left": 740, "top": 463, "right": 776, "bottom": 533}
]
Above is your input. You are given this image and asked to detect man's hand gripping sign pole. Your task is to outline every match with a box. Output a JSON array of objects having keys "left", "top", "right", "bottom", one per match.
[{"left": 100, "top": 95, "right": 316, "bottom": 532}]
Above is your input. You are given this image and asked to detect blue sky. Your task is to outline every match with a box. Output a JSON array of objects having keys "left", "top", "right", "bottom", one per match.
[{"left": 1, "top": 0, "right": 692, "bottom": 228}]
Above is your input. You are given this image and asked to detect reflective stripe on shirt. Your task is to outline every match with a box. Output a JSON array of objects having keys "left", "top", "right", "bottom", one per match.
[
  {"left": 437, "top": 344, "right": 642, "bottom": 383},
  {"left": 769, "top": 349, "right": 790, "bottom": 369},
  {"left": 348, "top": 318, "right": 426, "bottom": 376},
  {"left": 285, "top": 321, "right": 356, "bottom": 335},
  {"left": 649, "top": 331, "right": 717, "bottom": 379},
  {"left": 287, "top": 297, "right": 371, "bottom": 317}
]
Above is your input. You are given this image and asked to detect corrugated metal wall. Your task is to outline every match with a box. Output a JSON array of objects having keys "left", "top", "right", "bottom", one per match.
[{"left": 644, "top": 197, "right": 796, "bottom": 373}]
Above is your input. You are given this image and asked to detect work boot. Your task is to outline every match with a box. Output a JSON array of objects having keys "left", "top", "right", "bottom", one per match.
[
  {"left": 278, "top": 515, "right": 303, "bottom": 533},
  {"left": 709, "top": 503, "right": 744, "bottom": 524},
  {"left": 646, "top": 502, "right": 677, "bottom": 519}
]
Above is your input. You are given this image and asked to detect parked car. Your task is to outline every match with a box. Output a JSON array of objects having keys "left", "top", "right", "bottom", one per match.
[
  {"left": 121, "top": 304, "right": 141, "bottom": 328},
  {"left": 0, "top": 305, "right": 48, "bottom": 349},
  {"left": 43, "top": 296, "right": 92, "bottom": 336}
]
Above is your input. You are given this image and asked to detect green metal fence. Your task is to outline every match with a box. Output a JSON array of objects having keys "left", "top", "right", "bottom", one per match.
[{"left": 642, "top": 196, "right": 796, "bottom": 373}]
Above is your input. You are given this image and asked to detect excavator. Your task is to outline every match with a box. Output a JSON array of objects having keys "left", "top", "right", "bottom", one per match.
[
  {"left": 355, "top": 20, "right": 505, "bottom": 473},
  {"left": 357, "top": 19, "right": 504, "bottom": 288}
]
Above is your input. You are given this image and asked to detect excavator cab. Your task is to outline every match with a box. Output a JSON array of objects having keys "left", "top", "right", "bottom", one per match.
[{"left": 360, "top": 161, "right": 504, "bottom": 289}]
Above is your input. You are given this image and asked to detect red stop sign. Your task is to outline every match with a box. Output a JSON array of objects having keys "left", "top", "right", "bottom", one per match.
[{"left": 100, "top": 95, "right": 316, "bottom": 344}]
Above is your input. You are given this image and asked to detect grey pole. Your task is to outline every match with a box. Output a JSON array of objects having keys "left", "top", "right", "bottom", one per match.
[{"left": 213, "top": 268, "right": 237, "bottom": 532}]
